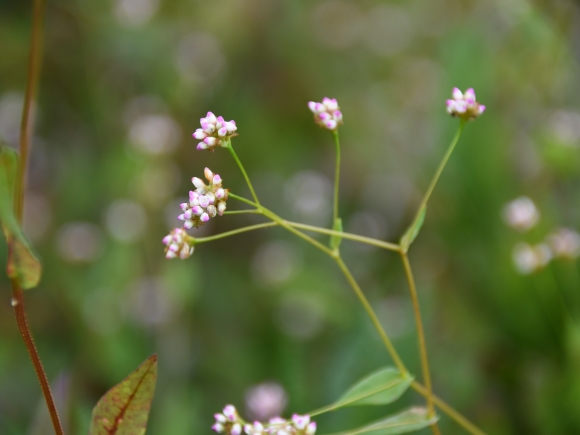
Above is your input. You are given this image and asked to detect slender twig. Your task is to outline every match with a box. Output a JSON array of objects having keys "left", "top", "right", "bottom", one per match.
[
  {"left": 332, "top": 130, "right": 340, "bottom": 225},
  {"left": 412, "top": 382, "right": 487, "bottom": 435},
  {"left": 227, "top": 143, "right": 260, "bottom": 205},
  {"left": 405, "top": 122, "right": 465, "bottom": 248},
  {"left": 222, "top": 209, "right": 262, "bottom": 215},
  {"left": 334, "top": 256, "right": 408, "bottom": 376},
  {"left": 284, "top": 220, "right": 401, "bottom": 252},
  {"left": 11, "top": 1, "right": 64, "bottom": 434},
  {"left": 401, "top": 252, "right": 439, "bottom": 435},
  {"left": 193, "top": 222, "right": 277, "bottom": 244}
]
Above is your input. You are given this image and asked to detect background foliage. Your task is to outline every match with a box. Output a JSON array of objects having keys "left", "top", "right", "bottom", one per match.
[{"left": 2, "top": 0, "right": 580, "bottom": 434}]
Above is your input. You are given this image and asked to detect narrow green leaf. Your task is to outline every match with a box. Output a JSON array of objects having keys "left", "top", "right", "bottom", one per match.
[
  {"left": 399, "top": 206, "right": 426, "bottom": 253},
  {"left": 89, "top": 355, "right": 158, "bottom": 435},
  {"left": 335, "top": 367, "right": 413, "bottom": 408},
  {"left": 330, "top": 217, "right": 343, "bottom": 250},
  {"left": 0, "top": 146, "right": 42, "bottom": 289},
  {"left": 340, "top": 407, "right": 437, "bottom": 435}
]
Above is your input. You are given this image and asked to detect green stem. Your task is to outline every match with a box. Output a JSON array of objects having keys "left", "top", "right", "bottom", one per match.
[
  {"left": 192, "top": 222, "right": 277, "bottom": 244},
  {"left": 407, "top": 121, "right": 465, "bottom": 239},
  {"left": 11, "top": 1, "right": 65, "bottom": 435},
  {"left": 411, "top": 382, "right": 487, "bottom": 435},
  {"left": 227, "top": 143, "right": 260, "bottom": 205},
  {"left": 332, "top": 130, "right": 340, "bottom": 225},
  {"left": 401, "top": 252, "right": 439, "bottom": 434},
  {"left": 334, "top": 256, "right": 408, "bottom": 375},
  {"left": 229, "top": 192, "right": 258, "bottom": 207},
  {"left": 285, "top": 220, "right": 401, "bottom": 252},
  {"left": 222, "top": 209, "right": 262, "bottom": 215}
]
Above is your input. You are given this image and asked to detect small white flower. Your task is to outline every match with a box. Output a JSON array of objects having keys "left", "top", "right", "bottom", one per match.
[
  {"left": 548, "top": 228, "right": 580, "bottom": 259},
  {"left": 308, "top": 97, "right": 343, "bottom": 131},
  {"left": 305, "top": 422, "right": 317, "bottom": 435},
  {"left": 292, "top": 415, "right": 310, "bottom": 430},
  {"left": 193, "top": 112, "right": 238, "bottom": 151},
  {"left": 446, "top": 87, "right": 486, "bottom": 120},
  {"left": 502, "top": 197, "right": 539, "bottom": 232},
  {"left": 512, "top": 242, "right": 552, "bottom": 275}
]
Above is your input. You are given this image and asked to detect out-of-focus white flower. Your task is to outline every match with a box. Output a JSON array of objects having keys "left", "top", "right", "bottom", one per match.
[
  {"left": 193, "top": 112, "right": 237, "bottom": 150},
  {"left": 245, "top": 382, "right": 288, "bottom": 421},
  {"left": 162, "top": 228, "right": 194, "bottom": 260},
  {"left": 307, "top": 98, "right": 343, "bottom": 131},
  {"left": 213, "top": 405, "right": 316, "bottom": 435},
  {"left": 178, "top": 167, "right": 228, "bottom": 228},
  {"left": 446, "top": 87, "right": 485, "bottom": 120},
  {"left": 512, "top": 242, "right": 552, "bottom": 275},
  {"left": 548, "top": 228, "right": 580, "bottom": 259},
  {"left": 502, "top": 196, "right": 539, "bottom": 232}
]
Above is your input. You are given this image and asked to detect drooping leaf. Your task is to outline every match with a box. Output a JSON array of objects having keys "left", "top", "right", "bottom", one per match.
[
  {"left": 89, "top": 355, "right": 158, "bottom": 435},
  {"left": 330, "top": 217, "right": 343, "bottom": 250},
  {"left": 0, "top": 146, "right": 42, "bottom": 289},
  {"left": 334, "top": 367, "right": 413, "bottom": 408},
  {"left": 399, "top": 206, "right": 426, "bottom": 253},
  {"left": 340, "top": 407, "right": 437, "bottom": 435}
]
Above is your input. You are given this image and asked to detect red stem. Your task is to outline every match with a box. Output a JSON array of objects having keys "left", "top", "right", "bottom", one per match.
[{"left": 10, "top": 0, "right": 65, "bottom": 434}]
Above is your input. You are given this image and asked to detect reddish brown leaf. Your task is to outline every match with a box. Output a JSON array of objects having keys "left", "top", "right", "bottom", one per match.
[{"left": 89, "top": 355, "right": 158, "bottom": 435}]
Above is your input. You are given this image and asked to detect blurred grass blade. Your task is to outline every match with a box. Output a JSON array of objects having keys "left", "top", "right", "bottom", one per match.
[
  {"left": 337, "top": 407, "right": 438, "bottom": 435},
  {"left": 400, "top": 206, "right": 426, "bottom": 253},
  {"left": 334, "top": 367, "right": 413, "bottom": 408},
  {"left": 330, "top": 217, "right": 343, "bottom": 250},
  {"left": 0, "top": 145, "right": 42, "bottom": 289},
  {"left": 89, "top": 355, "right": 158, "bottom": 435}
]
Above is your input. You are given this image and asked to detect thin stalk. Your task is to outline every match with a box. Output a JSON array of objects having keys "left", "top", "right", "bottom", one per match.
[
  {"left": 227, "top": 144, "right": 260, "bottom": 205},
  {"left": 284, "top": 220, "right": 401, "bottom": 252},
  {"left": 408, "top": 122, "right": 465, "bottom": 235},
  {"left": 11, "top": 0, "right": 64, "bottom": 434},
  {"left": 401, "top": 253, "right": 438, "bottom": 435},
  {"left": 334, "top": 256, "right": 408, "bottom": 376},
  {"left": 193, "top": 222, "right": 277, "bottom": 244},
  {"left": 332, "top": 130, "right": 340, "bottom": 225},
  {"left": 412, "top": 381, "right": 487, "bottom": 435},
  {"left": 222, "top": 209, "right": 262, "bottom": 215}
]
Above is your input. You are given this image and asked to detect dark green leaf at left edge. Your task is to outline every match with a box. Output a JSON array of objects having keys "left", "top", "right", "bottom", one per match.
[{"left": 0, "top": 145, "right": 42, "bottom": 289}]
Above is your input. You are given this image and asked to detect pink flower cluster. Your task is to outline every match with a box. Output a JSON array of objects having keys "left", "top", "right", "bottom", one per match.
[
  {"left": 178, "top": 167, "right": 228, "bottom": 229},
  {"left": 212, "top": 406, "right": 316, "bottom": 435},
  {"left": 308, "top": 98, "right": 343, "bottom": 131},
  {"left": 162, "top": 228, "right": 194, "bottom": 260},
  {"left": 446, "top": 88, "right": 485, "bottom": 120},
  {"left": 193, "top": 111, "right": 238, "bottom": 150}
]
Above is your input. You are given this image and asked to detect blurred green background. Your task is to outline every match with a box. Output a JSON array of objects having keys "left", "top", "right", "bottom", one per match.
[{"left": 2, "top": 0, "right": 580, "bottom": 434}]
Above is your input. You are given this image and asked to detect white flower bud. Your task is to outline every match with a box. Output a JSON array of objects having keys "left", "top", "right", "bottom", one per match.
[
  {"left": 206, "top": 205, "right": 217, "bottom": 218},
  {"left": 206, "top": 112, "right": 217, "bottom": 123},
  {"left": 204, "top": 167, "right": 214, "bottom": 182},
  {"left": 215, "top": 414, "right": 227, "bottom": 424},
  {"left": 200, "top": 212, "right": 210, "bottom": 222},
  {"left": 218, "top": 201, "right": 227, "bottom": 216},
  {"left": 192, "top": 177, "right": 206, "bottom": 190},
  {"left": 193, "top": 129, "right": 207, "bottom": 140},
  {"left": 215, "top": 188, "right": 225, "bottom": 199},
  {"left": 306, "top": 422, "right": 317, "bottom": 435}
]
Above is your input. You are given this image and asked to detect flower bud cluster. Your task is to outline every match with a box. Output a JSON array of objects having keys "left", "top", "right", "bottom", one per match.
[
  {"left": 212, "top": 406, "right": 316, "bottom": 435},
  {"left": 308, "top": 98, "right": 343, "bottom": 131},
  {"left": 178, "top": 167, "right": 228, "bottom": 229},
  {"left": 446, "top": 88, "right": 486, "bottom": 120},
  {"left": 162, "top": 228, "right": 194, "bottom": 259},
  {"left": 193, "top": 112, "right": 237, "bottom": 150}
]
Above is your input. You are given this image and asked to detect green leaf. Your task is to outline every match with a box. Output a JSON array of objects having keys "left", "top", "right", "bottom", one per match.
[
  {"left": 399, "top": 206, "right": 426, "bottom": 253},
  {"left": 334, "top": 367, "right": 413, "bottom": 408},
  {"left": 341, "top": 407, "right": 437, "bottom": 435},
  {"left": 0, "top": 146, "right": 42, "bottom": 289},
  {"left": 330, "top": 217, "right": 343, "bottom": 250},
  {"left": 89, "top": 355, "right": 158, "bottom": 435}
]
